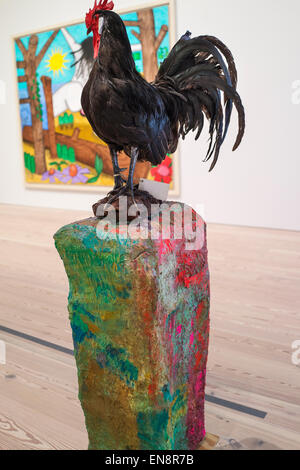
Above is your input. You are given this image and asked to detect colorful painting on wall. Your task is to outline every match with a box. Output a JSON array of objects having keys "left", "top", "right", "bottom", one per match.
[{"left": 14, "top": 1, "right": 179, "bottom": 194}]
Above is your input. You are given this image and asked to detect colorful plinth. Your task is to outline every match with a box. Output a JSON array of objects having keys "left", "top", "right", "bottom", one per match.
[{"left": 54, "top": 202, "right": 210, "bottom": 450}]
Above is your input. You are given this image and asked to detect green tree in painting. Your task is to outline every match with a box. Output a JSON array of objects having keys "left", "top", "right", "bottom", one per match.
[{"left": 16, "top": 31, "right": 59, "bottom": 174}]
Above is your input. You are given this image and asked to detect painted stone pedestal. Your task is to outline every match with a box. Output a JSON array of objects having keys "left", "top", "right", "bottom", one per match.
[{"left": 54, "top": 202, "right": 210, "bottom": 450}]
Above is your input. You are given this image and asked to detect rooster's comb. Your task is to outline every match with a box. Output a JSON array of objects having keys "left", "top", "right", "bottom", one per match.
[{"left": 85, "top": 0, "right": 114, "bottom": 27}]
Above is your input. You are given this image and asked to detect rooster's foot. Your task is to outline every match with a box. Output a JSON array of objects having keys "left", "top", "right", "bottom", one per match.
[
  {"left": 105, "top": 184, "right": 139, "bottom": 211},
  {"left": 104, "top": 185, "right": 128, "bottom": 210},
  {"left": 128, "top": 187, "right": 138, "bottom": 212},
  {"left": 108, "top": 176, "right": 127, "bottom": 196}
]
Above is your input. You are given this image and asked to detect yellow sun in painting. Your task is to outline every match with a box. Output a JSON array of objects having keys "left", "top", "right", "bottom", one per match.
[{"left": 45, "top": 48, "right": 69, "bottom": 77}]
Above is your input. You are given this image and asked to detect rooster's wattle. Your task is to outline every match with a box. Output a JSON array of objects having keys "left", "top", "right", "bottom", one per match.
[{"left": 81, "top": 0, "right": 245, "bottom": 202}]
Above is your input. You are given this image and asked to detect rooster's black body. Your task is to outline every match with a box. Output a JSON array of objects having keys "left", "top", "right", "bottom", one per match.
[{"left": 82, "top": 6, "right": 245, "bottom": 199}]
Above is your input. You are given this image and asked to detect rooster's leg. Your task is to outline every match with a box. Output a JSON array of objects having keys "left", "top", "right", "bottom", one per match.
[
  {"left": 125, "top": 147, "right": 139, "bottom": 206},
  {"left": 105, "top": 148, "right": 139, "bottom": 208},
  {"left": 110, "top": 146, "right": 126, "bottom": 191},
  {"left": 126, "top": 147, "right": 138, "bottom": 193}
]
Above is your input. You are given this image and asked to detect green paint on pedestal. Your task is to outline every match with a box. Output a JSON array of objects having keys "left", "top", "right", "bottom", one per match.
[{"left": 54, "top": 203, "right": 210, "bottom": 450}]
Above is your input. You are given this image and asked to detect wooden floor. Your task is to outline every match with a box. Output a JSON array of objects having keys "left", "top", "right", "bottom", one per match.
[{"left": 0, "top": 203, "right": 299, "bottom": 450}]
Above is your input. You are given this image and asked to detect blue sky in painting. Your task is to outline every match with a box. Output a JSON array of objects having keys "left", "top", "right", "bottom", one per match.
[{"left": 15, "top": 5, "right": 170, "bottom": 130}]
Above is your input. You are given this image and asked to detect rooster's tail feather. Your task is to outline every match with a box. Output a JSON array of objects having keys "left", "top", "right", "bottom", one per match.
[{"left": 154, "top": 34, "right": 245, "bottom": 170}]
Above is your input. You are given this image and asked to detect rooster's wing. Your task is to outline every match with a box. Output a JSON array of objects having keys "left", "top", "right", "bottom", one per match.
[{"left": 84, "top": 72, "right": 171, "bottom": 165}]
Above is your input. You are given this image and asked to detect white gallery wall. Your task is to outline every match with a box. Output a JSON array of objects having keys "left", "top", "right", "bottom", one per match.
[{"left": 0, "top": 0, "right": 299, "bottom": 230}]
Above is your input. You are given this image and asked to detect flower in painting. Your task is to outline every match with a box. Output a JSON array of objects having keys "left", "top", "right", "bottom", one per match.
[
  {"left": 151, "top": 155, "right": 173, "bottom": 184},
  {"left": 59, "top": 164, "right": 90, "bottom": 184},
  {"left": 42, "top": 168, "right": 60, "bottom": 183}
]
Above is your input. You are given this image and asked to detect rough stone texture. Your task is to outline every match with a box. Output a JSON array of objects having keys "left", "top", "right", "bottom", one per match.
[{"left": 54, "top": 202, "right": 210, "bottom": 450}]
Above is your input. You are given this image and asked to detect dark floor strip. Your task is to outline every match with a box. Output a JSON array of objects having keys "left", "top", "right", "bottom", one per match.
[
  {"left": 0, "top": 325, "right": 74, "bottom": 356},
  {"left": 205, "top": 394, "right": 267, "bottom": 419},
  {"left": 0, "top": 325, "right": 267, "bottom": 419}
]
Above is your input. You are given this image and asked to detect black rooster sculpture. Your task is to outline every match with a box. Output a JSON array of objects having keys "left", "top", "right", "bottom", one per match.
[{"left": 82, "top": 0, "right": 245, "bottom": 205}]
